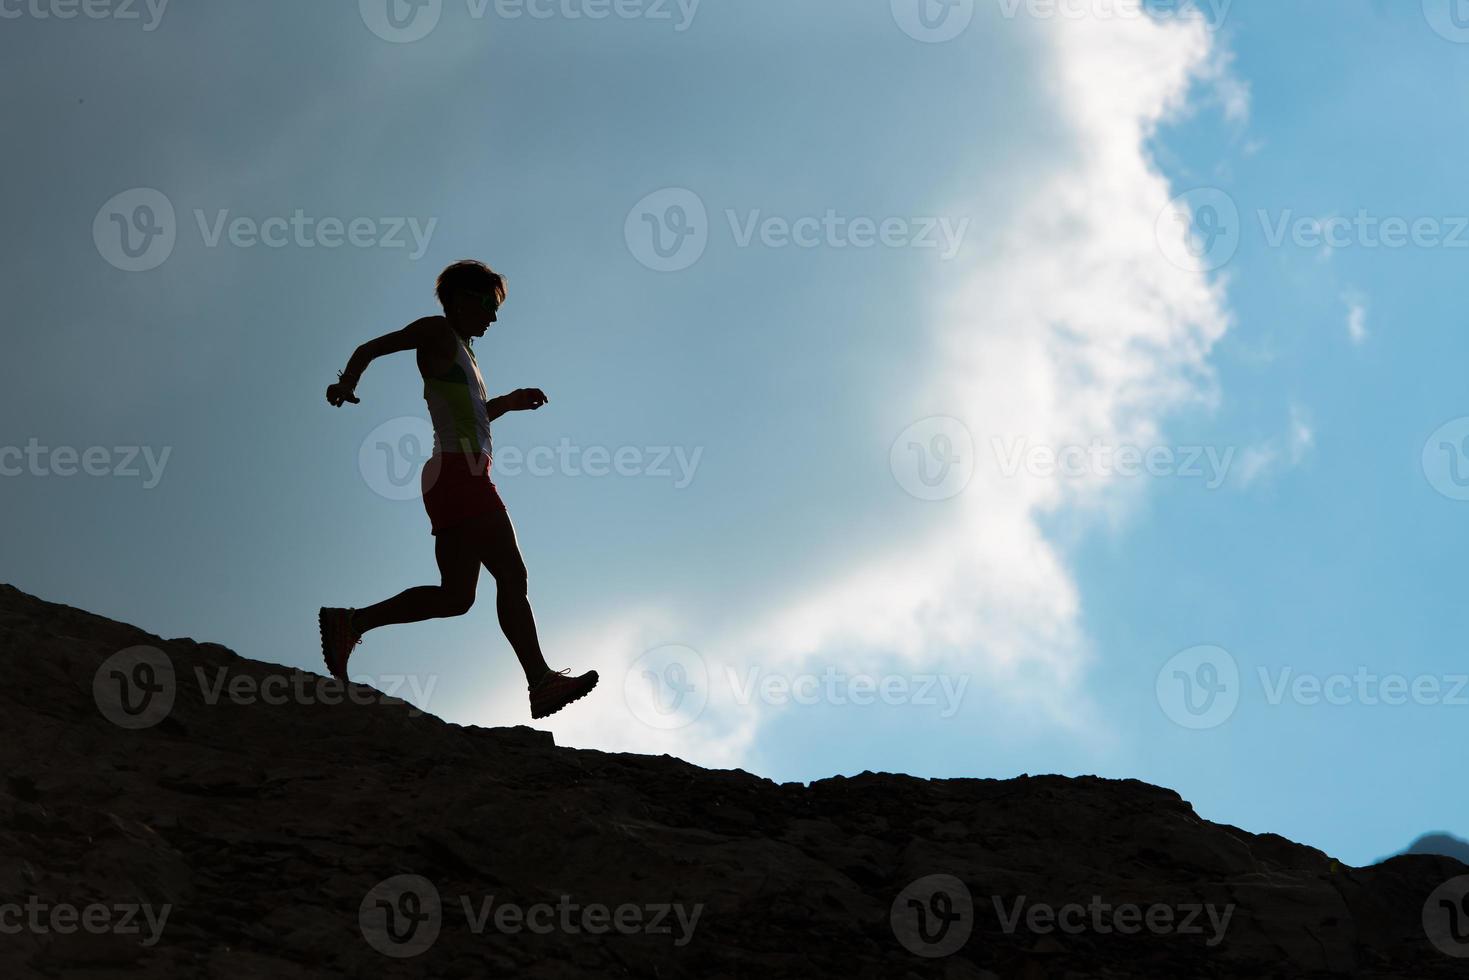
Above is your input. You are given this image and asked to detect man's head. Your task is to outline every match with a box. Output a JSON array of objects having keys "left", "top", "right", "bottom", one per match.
[{"left": 436, "top": 259, "right": 506, "bottom": 338}]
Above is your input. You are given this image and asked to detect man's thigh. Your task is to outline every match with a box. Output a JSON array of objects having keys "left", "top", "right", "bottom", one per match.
[
  {"left": 465, "top": 507, "right": 526, "bottom": 579},
  {"left": 434, "top": 523, "right": 484, "bottom": 589}
]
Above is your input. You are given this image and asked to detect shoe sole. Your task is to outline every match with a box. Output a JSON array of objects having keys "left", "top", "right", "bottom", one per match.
[
  {"left": 318, "top": 608, "right": 347, "bottom": 681},
  {"left": 531, "top": 671, "right": 599, "bottom": 719}
]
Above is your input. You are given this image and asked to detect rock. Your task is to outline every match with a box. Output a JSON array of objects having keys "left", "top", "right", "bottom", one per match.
[{"left": 0, "top": 582, "right": 1463, "bottom": 979}]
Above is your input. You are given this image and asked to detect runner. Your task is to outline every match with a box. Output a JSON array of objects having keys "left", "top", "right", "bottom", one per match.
[{"left": 319, "top": 260, "right": 597, "bottom": 720}]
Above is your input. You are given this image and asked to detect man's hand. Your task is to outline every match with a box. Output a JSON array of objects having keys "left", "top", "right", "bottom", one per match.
[
  {"left": 325, "top": 321, "right": 433, "bottom": 409},
  {"left": 326, "top": 381, "right": 360, "bottom": 407},
  {"left": 502, "top": 388, "right": 549, "bottom": 412}
]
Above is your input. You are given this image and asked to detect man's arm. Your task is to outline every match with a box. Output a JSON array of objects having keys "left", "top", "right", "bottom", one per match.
[
  {"left": 487, "top": 388, "right": 549, "bottom": 422},
  {"left": 326, "top": 319, "right": 435, "bottom": 407}
]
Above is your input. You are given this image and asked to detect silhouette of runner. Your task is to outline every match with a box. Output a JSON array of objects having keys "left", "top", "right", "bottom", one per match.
[{"left": 319, "top": 260, "right": 598, "bottom": 719}]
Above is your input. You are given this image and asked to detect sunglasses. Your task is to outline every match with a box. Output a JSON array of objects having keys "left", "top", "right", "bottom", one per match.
[{"left": 466, "top": 292, "right": 500, "bottom": 314}]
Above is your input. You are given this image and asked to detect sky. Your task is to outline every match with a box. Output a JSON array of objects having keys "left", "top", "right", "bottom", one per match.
[{"left": 3, "top": 0, "right": 1468, "bottom": 868}]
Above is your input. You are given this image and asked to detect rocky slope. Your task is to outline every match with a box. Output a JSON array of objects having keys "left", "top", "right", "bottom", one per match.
[{"left": 2, "top": 582, "right": 1465, "bottom": 978}]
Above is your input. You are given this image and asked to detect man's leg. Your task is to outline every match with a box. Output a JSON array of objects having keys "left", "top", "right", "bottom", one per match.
[
  {"left": 352, "top": 530, "right": 481, "bottom": 635},
  {"left": 475, "top": 506, "right": 597, "bottom": 718},
  {"left": 475, "top": 508, "right": 552, "bottom": 685}
]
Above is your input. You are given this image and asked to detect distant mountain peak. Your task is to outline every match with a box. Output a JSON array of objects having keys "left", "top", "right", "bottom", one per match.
[{"left": 1398, "top": 833, "right": 1469, "bottom": 866}]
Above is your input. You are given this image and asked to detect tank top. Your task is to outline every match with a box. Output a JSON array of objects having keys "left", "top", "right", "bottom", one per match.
[{"left": 423, "top": 328, "right": 491, "bottom": 457}]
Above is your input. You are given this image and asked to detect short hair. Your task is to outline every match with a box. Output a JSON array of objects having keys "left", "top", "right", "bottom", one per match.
[{"left": 435, "top": 260, "right": 506, "bottom": 310}]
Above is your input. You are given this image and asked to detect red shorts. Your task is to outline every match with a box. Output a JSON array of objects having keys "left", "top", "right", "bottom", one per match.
[{"left": 421, "top": 453, "right": 506, "bottom": 536}]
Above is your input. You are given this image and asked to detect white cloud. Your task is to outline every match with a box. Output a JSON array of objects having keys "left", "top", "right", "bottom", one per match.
[
  {"left": 1289, "top": 406, "right": 1315, "bottom": 461},
  {"left": 525, "top": 11, "right": 1239, "bottom": 772},
  {"left": 1235, "top": 405, "right": 1314, "bottom": 487},
  {"left": 1234, "top": 445, "right": 1276, "bottom": 485},
  {"left": 1346, "top": 293, "right": 1369, "bottom": 345},
  {"left": 1201, "top": 45, "right": 1252, "bottom": 124}
]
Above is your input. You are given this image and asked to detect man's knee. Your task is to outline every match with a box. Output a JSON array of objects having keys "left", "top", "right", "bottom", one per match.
[
  {"left": 494, "top": 561, "right": 528, "bottom": 595},
  {"left": 440, "top": 586, "right": 477, "bottom": 617}
]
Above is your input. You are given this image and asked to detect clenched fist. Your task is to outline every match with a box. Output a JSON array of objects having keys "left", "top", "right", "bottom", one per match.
[
  {"left": 504, "top": 388, "right": 548, "bottom": 412},
  {"left": 326, "top": 381, "right": 360, "bottom": 407}
]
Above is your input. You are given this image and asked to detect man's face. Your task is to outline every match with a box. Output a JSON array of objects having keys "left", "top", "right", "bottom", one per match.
[{"left": 451, "top": 290, "right": 500, "bottom": 335}]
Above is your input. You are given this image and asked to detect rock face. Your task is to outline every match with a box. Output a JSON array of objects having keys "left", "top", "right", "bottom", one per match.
[
  {"left": 1397, "top": 834, "right": 1469, "bottom": 866},
  {"left": 2, "top": 582, "right": 1465, "bottom": 979}
]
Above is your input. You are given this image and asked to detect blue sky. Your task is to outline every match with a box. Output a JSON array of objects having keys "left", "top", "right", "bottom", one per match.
[{"left": 3, "top": 1, "right": 1467, "bottom": 868}]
